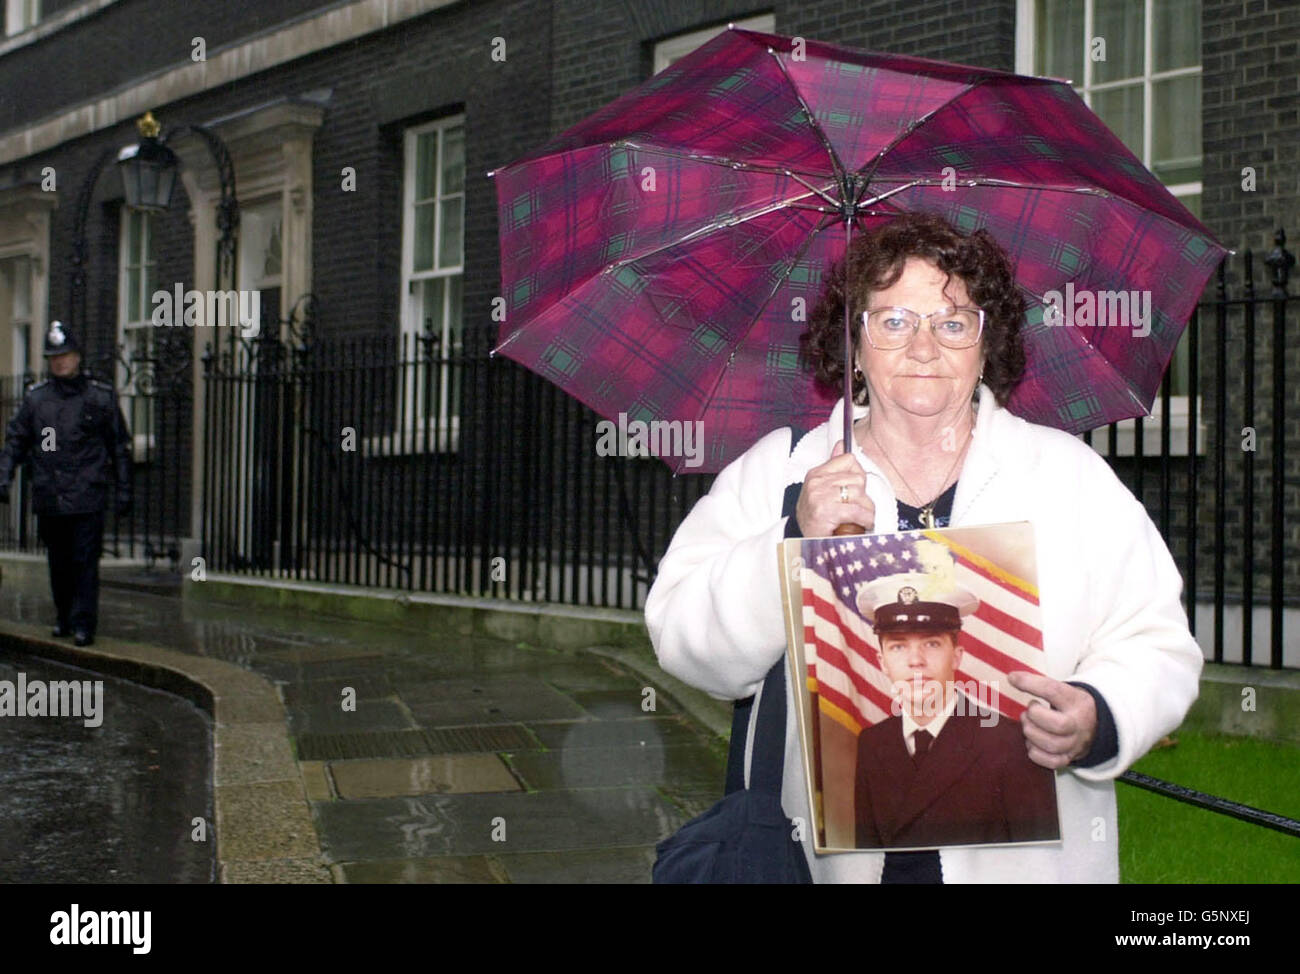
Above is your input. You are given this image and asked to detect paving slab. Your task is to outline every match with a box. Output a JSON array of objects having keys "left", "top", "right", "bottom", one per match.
[
  {"left": 401, "top": 676, "right": 587, "bottom": 725},
  {"left": 313, "top": 787, "right": 685, "bottom": 860},
  {"left": 495, "top": 846, "right": 658, "bottom": 884},
  {"left": 279, "top": 672, "right": 397, "bottom": 707},
  {"left": 329, "top": 754, "right": 521, "bottom": 798},
  {"left": 285, "top": 697, "right": 415, "bottom": 736},
  {"left": 525, "top": 717, "right": 709, "bottom": 751},
  {"left": 506, "top": 743, "right": 724, "bottom": 793},
  {"left": 299, "top": 761, "right": 334, "bottom": 801},
  {"left": 569, "top": 688, "right": 677, "bottom": 719},
  {"left": 334, "top": 856, "right": 507, "bottom": 884}
]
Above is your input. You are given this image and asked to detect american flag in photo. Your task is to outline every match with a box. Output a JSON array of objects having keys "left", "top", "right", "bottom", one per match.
[{"left": 797, "top": 528, "right": 1046, "bottom": 734}]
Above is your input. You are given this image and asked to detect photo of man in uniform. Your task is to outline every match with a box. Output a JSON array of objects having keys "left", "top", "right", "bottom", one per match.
[{"left": 853, "top": 572, "right": 1060, "bottom": 849}]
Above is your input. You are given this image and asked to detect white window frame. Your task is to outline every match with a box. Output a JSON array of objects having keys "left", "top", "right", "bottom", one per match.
[
  {"left": 237, "top": 196, "right": 284, "bottom": 298},
  {"left": 1016, "top": 0, "right": 1204, "bottom": 458},
  {"left": 4, "top": 0, "right": 40, "bottom": 35},
  {"left": 3, "top": 254, "right": 32, "bottom": 378},
  {"left": 117, "top": 207, "right": 156, "bottom": 461},
  {"left": 653, "top": 13, "right": 775, "bottom": 75},
  {"left": 388, "top": 114, "right": 464, "bottom": 456}
]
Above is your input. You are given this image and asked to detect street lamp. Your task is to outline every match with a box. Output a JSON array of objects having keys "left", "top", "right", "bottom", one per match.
[
  {"left": 68, "top": 111, "right": 239, "bottom": 355},
  {"left": 115, "top": 112, "right": 179, "bottom": 213}
]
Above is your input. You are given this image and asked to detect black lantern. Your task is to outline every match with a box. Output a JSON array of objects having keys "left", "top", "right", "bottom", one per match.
[{"left": 116, "top": 111, "right": 179, "bottom": 212}]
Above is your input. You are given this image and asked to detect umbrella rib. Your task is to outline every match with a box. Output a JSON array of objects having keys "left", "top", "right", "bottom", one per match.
[
  {"left": 785, "top": 170, "right": 842, "bottom": 208},
  {"left": 860, "top": 174, "right": 1127, "bottom": 198},
  {"left": 765, "top": 46, "right": 851, "bottom": 191},
  {"left": 1008, "top": 277, "right": 1153, "bottom": 414},
  {"left": 607, "top": 187, "right": 829, "bottom": 271},
  {"left": 616, "top": 139, "right": 836, "bottom": 183},
  {"left": 855, "top": 79, "right": 990, "bottom": 186},
  {"left": 690, "top": 214, "right": 836, "bottom": 431}
]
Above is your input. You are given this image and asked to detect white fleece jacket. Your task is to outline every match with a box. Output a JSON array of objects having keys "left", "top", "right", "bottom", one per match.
[{"left": 645, "top": 384, "right": 1203, "bottom": 883}]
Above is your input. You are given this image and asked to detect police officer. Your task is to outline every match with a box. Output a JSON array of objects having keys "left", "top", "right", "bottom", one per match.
[{"left": 0, "top": 321, "right": 131, "bottom": 646}]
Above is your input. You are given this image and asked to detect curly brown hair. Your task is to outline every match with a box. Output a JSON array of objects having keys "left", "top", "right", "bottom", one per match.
[{"left": 801, "top": 211, "right": 1026, "bottom": 407}]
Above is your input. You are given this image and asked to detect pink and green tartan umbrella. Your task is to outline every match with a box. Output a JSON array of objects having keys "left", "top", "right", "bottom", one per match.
[{"left": 490, "top": 27, "right": 1228, "bottom": 474}]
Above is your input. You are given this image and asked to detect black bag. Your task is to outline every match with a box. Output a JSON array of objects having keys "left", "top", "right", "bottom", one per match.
[{"left": 652, "top": 660, "right": 813, "bottom": 883}]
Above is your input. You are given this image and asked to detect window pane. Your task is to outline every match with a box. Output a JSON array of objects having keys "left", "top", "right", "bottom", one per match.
[
  {"left": 413, "top": 202, "right": 435, "bottom": 272},
  {"left": 447, "top": 275, "right": 462, "bottom": 416},
  {"left": 447, "top": 275, "right": 462, "bottom": 348},
  {"left": 438, "top": 197, "right": 463, "bottom": 269},
  {"left": 1092, "top": 0, "right": 1145, "bottom": 84},
  {"left": 415, "top": 131, "right": 436, "bottom": 201},
  {"left": 1036, "top": 0, "right": 1085, "bottom": 81},
  {"left": 1091, "top": 83, "right": 1144, "bottom": 158},
  {"left": 127, "top": 267, "right": 141, "bottom": 322},
  {"left": 11, "top": 257, "right": 31, "bottom": 319},
  {"left": 263, "top": 216, "right": 283, "bottom": 279},
  {"left": 237, "top": 201, "right": 282, "bottom": 290},
  {"left": 418, "top": 277, "right": 445, "bottom": 423},
  {"left": 1165, "top": 330, "right": 1190, "bottom": 397},
  {"left": 1154, "top": 0, "right": 1200, "bottom": 72},
  {"left": 441, "top": 126, "right": 464, "bottom": 195},
  {"left": 127, "top": 210, "right": 142, "bottom": 264},
  {"left": 418, "top": 277, "right": 445, "bottom": 339},
  {"left": 14, "top": 324, "right": 29, "bottom": 376},
  {"left": 1176, "top": 192, "right": 1200, "bottom": 221},
  {"left": 1152, "top": 75, "right": 1201, "bottom": 184}
]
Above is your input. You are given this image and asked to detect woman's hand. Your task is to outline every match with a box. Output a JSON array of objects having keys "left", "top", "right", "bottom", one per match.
[
  {"left": 794, "top": 440, "right": 876, "bottom": 537},
  {"left": 1008, "top": 671, "right": 1098, "bottom": 769}
]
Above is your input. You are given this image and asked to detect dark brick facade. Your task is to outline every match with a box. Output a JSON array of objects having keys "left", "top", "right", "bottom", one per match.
[
  {"left": 0, "top": 0, "right": 1295, "bottom": 616},
  {"left": 1203, "top": 0, "right": 1299, "bottom": 258},
  {"left": 1200, "top": 0, "right": 1300, "bottom": 616}
]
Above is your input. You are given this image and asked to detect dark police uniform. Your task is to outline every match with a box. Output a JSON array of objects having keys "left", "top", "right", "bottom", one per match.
[{"left": 0, "top": 323, "right": 131, "bottom": 645}]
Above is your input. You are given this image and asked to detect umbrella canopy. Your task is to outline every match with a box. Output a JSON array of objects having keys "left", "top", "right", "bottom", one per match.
[{"left": 491, "top": 27, "right": 1227, "bottom": 473}]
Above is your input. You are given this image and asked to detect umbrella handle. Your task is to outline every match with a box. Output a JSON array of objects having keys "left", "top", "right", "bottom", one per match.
[{"left": 832, "top": 522, "right": 865, "bottom": 536}]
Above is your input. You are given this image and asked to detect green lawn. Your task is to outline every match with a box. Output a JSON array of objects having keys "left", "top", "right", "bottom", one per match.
[{"left": 1118, "top": 731, "right": 1300, "bottom": 883}]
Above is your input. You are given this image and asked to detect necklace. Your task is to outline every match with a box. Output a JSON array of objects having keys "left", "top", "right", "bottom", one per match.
[{"left": 865, "top": 409, "right": 973, "bottom": 529}]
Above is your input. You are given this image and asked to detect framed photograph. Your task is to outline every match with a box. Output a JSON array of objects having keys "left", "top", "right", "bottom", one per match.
[{"left": 778, "top": 522, "right": 1063, "bottom": 853}]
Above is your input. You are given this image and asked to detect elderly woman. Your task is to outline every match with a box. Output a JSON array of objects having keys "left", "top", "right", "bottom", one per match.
[{"left": 644, "top": 210, "right": 1202, "bottom": 883}]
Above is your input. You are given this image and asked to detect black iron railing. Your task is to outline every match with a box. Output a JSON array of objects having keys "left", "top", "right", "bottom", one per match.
[
  {"left": 200, "top": 318, "right": 711, "bottom": 608},
  {"left": 0, "top": 336, "right": 189, "bottom": 568},
  {"left": 196, "top": 237, "right": 1297, "bottom": 670}
]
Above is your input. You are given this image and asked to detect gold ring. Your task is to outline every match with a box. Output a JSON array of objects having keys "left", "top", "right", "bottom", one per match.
[{"left": 839, "top": 485, "right": 849, "bottom": 503}]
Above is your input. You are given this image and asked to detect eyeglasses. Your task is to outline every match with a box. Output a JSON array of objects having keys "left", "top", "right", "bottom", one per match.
[{"left": 861, "top": 306, "right": 985, "bottom": 350}]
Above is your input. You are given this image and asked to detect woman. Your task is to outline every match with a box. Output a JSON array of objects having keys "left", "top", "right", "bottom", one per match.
[{"left": 644, "top": 211, "right": 1202, "bottom": 883}]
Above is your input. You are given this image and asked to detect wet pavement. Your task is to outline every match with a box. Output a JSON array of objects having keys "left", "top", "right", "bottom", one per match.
[
  {"left": 0, "top": 570, "right": 726, "bottom": 883},
  {"left": 0, "top": 650, "right": 214, "bottom": 883}
]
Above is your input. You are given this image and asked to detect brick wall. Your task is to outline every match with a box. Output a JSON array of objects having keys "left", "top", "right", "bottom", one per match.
[
  {"left": 1200, "top": 1, "right": 1300, "bottom": 611},
  {"left": 1203, "top": 0, "right": 1299, "bottom": 259},
  {"left": 0, "top": 0, "right": 335, "bottom": 134}
]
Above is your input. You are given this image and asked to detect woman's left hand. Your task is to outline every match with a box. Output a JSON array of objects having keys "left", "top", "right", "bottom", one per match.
[{"left": 1007, "top": 671, "right": 1097, "bottom": 769}]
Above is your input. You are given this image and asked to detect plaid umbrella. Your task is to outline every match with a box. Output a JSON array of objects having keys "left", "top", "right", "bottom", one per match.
[{"left": 490, "top": 27, "right": 1228, "bottom": 474}]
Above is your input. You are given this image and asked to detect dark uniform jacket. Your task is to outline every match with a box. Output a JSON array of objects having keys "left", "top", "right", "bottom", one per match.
[
  {"left": 855, "top": 699, "right": 1061, "bottom": 850},
  {"left": 0, "top": 374, "right": 131, "bottom": 516}
]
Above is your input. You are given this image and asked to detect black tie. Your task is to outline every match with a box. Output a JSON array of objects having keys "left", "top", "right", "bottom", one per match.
[{"left": 913, "top": 729, "right": 933, "bottom": 767}]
